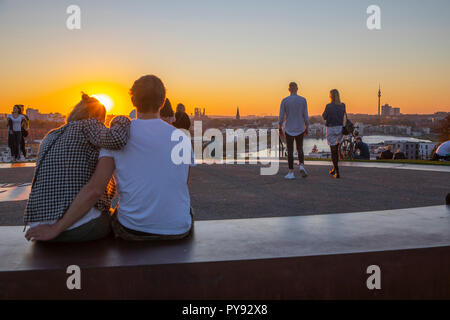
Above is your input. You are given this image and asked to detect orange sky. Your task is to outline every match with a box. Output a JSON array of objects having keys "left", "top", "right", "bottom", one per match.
[{"left": 1, "top": 0, "right": 449, "bottom": 117}]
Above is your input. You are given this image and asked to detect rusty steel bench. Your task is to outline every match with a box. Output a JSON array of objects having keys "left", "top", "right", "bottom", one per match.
[{"left": 1, "top": 205, "right": 450, "bottom": 299}]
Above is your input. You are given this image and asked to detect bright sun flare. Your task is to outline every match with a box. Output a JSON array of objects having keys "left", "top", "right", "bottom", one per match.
[{"left": 92, "top": 94, "right": 114, "bottom": 112}]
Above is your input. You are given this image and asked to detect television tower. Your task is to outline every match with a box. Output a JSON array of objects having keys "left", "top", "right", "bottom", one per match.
[{"left": 378, "top": 84, "right": 381, "bottom": 119}]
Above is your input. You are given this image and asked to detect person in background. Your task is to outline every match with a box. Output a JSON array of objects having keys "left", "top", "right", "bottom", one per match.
[
  {"left": 173, "top": 103, "right": 191, "bottom": 130},
  {"left": 322, "top": 89, "right": 346, "bottom": 179},
  {"left": 18, "top": 105, "right": 29, "bottom": 159},
  {"left": 279, "top": 82, "right": 309, "bottom": 179},
  {"left": 6, "top": 116, "right": 15, "bottom": 161},
  {"left": 393, "top": 149, "right": 406, "bottom": 160},
  {"left": 24, "top": 93, "right": 130, "bottom": 242},
  {"left": 7, "top": 105, "right": 26, "bottom": 161},
  {"left": 354, "top": 137, "right": 370, "bottom": 160},
  {"left": 160, "top": 98, "right": 175, "bottom": 124},
  {"left": 379, "top": 146, "right": 394, "bottom": 160},
  {"left": 432, "top": 140, "right": 450, "bottom": 161}
]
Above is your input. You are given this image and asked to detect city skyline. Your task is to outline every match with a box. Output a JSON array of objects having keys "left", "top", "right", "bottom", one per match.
[{"left": 1, "top": 0, "right": 450, "bottom": 116}]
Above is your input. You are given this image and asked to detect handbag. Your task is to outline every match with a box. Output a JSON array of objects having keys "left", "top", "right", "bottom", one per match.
[
  {"left": 21, "top": 116, "right": 29, "bottom": 137},
  {"left": 342, "top": 112, "right": 354, "bottom": 135}
]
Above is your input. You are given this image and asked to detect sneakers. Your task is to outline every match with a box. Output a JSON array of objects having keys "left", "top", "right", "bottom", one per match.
[
  {"left": 284, "top": 165, "right": 307, "bottom": 180},
  {"left": 284, "top": 172, "right": 295, "bottom": 180},
  {"left": 299, "top": 165, "right": 308, "bottom": 178}
]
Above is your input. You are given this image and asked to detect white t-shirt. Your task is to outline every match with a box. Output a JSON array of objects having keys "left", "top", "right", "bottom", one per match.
[
  {"left": 99, "top": 118, "right": 194, "bottom": 235},
  {"left": 29, "top": 207, "right": 101, "bottom": 230},
  {"left": 8, "top": 114, "right": 24, "bottom": 132},
  {"left": 436, "top": 141, "right": 450, "bottom": 156}
]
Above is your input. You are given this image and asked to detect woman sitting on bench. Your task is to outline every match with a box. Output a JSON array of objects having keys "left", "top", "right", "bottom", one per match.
[{"left": 24, "top": 93, "right": 130, "bottom": 242}]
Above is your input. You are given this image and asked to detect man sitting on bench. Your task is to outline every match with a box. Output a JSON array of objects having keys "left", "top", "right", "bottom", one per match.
[{"left": 26, "top": 75, "right": 194, "bottom": 241}]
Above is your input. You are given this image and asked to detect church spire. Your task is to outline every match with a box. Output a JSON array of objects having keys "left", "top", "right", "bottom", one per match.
[{"left": 236, "top": 106, "right": 240, "bottom": 120}]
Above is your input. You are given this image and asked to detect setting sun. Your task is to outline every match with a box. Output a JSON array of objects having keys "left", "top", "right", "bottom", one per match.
[{"left": 92, "top": 94, "right": 114, "bottom": 112}]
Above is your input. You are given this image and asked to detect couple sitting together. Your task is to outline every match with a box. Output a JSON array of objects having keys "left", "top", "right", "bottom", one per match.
[{"left": 24, "top": 75, "right": 194, "bottom": 242}]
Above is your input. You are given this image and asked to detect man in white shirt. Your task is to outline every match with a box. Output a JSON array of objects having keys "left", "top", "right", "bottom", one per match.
[
  {"left": 279, "top": 82, "right": 309, "bottom": 179},
  {"left": 25, "top": 75, "right": 194, "bottom": 241}
]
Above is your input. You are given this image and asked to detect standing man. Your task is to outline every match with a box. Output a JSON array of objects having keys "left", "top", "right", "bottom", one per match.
[{"left": 279, "top": 82, "right": 309, "bottom": 179}]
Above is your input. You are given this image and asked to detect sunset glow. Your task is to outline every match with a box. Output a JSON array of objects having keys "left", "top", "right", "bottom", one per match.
[
  {"left": 0, "top": 1, "right": 449, "bottom": 117},
  {"left": 92, "top": 94, "right": 114, "bottom": 112}
]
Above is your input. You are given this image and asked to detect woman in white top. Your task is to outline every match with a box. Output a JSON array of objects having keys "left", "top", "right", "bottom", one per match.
[{"left": 7, "top": 105, "right": 26, "bottom": 161}]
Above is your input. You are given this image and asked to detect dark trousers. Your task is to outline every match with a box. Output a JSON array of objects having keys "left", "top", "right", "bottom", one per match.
[
  {"left": 21, "top": 132, "right": 27, "bottom": 157},
  {"left": 10, "top": 131, "right": 22, "bottom": 159},
  {"left": 286, "top": 133, "right": 304, "bottom": 169},
  {"left": 330, "top": 144, "right": 340, "bottom": 173},
  {"left": 49, "top": 212, "right": 112, "bottom": 243},
  {"left": 111, "top": 208, "right": 194, "bottom": 241}
]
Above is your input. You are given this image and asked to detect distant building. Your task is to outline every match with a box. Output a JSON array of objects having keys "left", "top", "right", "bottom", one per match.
[
  {"left": 236, "top": 106, "right": 240, "bottom": 120},
  {"left": 385, "top": 140, "right": 436, "bottom": 160},
  {"left": 308, "top": 123, "right": 326, "bottom": 136},
  {"left": 193, "top": 107, "right": 208, "bottom": 120},
  {"left": 26, "top": 108, "right": 40, "bottom": 120},
  {"left": 355, "top": 122, "right": 365, "bottom": 135},
  {"left": 392, "top": 107, "right": 401, "bottom": 116},
  {"left": 381, "top": 104, "right": 401, "bottom": 117},
  {"left": 381, "top": 104, "right": 392, "bottom": 117},
  {"left": 26, "top": 108, "right": 65, "bottom": 123}
]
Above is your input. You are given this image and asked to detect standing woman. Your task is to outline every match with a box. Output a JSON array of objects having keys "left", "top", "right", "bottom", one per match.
[
  {"left": 7, "top": 105, "right": 26, "bottom": 161},
  {"left": 7, "top": 117, "right": 15, "bottom": 161},
  {"left": 160, "top": 98, "right": 175, "bottom": 124},
  {"left": 18, "top": 105, "right": 29, "bottom": 160},
  {"left": 322, "top": 89, "right": 346, "bottom": 179},
  {"left": 174, "top": 103, "right": 191, "bottom": 130}
]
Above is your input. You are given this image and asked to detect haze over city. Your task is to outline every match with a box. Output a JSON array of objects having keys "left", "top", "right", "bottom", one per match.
[{"left": 1, "top": 0, "right": 449, "bottom": 116}]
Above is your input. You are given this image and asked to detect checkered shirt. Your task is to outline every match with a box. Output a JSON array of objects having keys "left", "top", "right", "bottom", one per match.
[{"left": 24, "top": 116, "right": 130, "bottom": 223}]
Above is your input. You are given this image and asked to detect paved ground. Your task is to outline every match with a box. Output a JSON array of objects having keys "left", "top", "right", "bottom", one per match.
[
  {"left": 0, "top": 163, "right": 449, "bottom": 225},
  {"left": 189, "top": 163, "right": 449, "bottom": 219}
]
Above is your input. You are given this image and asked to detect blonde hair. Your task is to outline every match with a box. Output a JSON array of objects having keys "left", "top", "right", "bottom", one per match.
[
  {"left": 330, "top": 89, "right": 343, "bottom": 105},
  {"left": 67, "top": 92, "right": 106, "bottom": 123}
]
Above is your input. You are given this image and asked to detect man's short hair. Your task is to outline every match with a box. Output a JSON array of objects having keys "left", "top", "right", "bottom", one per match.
[
  {"left": 356, "top": 137, "right": 362, "bottom": 142},
  {"left": 130, "top": 75, "right": 166, "bottom": 113},
  {"left": 289, "top": 82, "right": 298, "bottom": 91}
]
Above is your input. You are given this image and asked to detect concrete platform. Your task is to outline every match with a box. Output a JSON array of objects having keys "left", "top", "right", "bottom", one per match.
[
  {"left": 1, "top": 163, "right": 449, "bottom": 224},
  {"left": 1, "top": 205, "right": 449, "bottom": 299}
]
